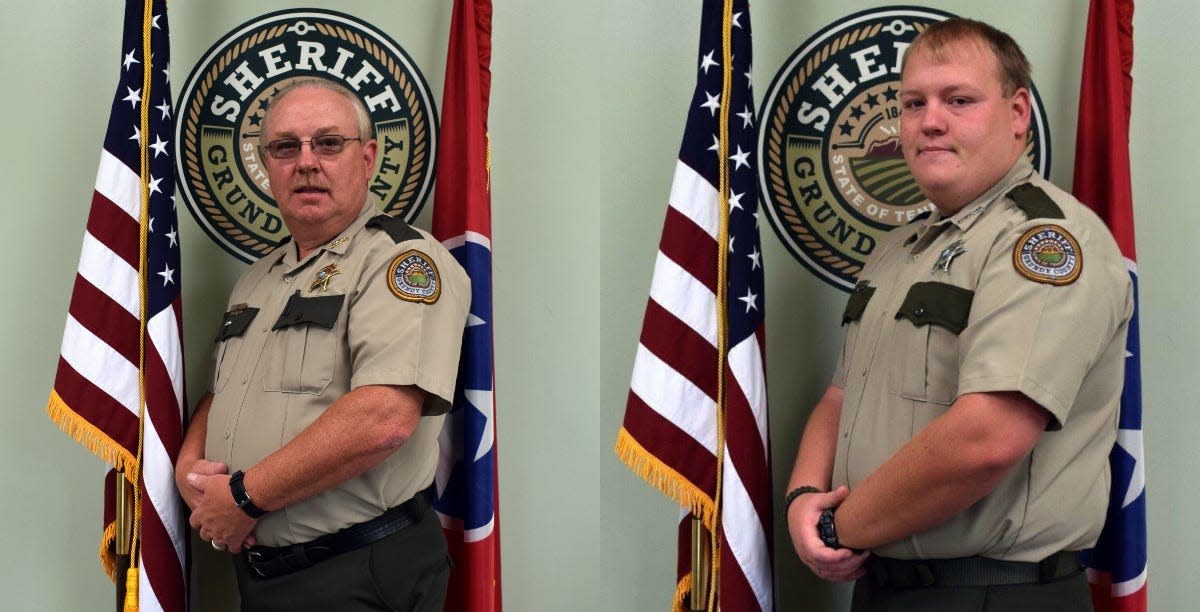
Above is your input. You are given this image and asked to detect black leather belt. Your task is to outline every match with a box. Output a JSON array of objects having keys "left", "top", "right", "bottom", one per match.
[
  {"left": 867, "top": 550, "right": 1082, "bottom": 588},
  {"left": 244, "top": 486, "right": 433, "bottom": 579}
]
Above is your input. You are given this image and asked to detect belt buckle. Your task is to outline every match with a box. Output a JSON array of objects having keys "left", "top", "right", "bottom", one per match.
[{"left": 245, "top": 549, "right": 270, "bottom": 578}]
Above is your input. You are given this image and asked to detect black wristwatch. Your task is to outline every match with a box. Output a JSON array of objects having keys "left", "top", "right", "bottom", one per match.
[
  {"left": 817, "top": 508, "right": 844, "bottom": 549},
  {"left": 229, "top": 470, "right": 266, "bottom": 519}
]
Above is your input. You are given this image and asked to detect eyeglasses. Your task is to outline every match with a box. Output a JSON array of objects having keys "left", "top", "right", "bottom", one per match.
[{"left": 264, "top": 135, "right": 362, "bottom": 159}]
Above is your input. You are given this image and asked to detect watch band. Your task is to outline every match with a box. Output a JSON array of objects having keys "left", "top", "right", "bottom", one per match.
[
  {"left": 817, "top": 508, "right": 863, "bottom": 553},
  {"left": 817, "top": 508, "right": 843, "bottom": 549},
  {"left": 229, "top": 470, "right": 266, "bottom": 519},
  {"left": 783, "top": 486, "right": 821, "bottom": 512}
]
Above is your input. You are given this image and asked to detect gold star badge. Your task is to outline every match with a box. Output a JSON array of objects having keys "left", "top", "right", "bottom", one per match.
[{"left": 310, "top": 264, "right": 342, "bottom": 292}]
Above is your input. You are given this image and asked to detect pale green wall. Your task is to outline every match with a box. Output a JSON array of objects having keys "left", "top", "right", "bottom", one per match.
[{"left": 1, "top": 1, "right": 1193, "bottom": 610}]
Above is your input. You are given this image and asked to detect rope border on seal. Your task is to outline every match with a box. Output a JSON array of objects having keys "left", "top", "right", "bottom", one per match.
[{"left": 764, "top": 23, "right": 885, "bottom": 280}]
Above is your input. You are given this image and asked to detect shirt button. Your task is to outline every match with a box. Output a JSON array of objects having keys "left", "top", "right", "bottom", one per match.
[
  {"left": 842, "top": 430, "right": 850, "bottom": 439},
  {"left": 283, "top": 276, "right": 294, "bottom": 283},
  {"left": 915, "top": 307, "right": 926, "bottom": 316}
]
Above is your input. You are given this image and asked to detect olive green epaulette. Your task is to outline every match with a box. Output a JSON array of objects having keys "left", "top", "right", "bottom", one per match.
[
  {"left": 366, "top": 213, "right": 422, "bottom": 243},
  {"left": 1006, "top": 183, "right": 1065, "bottom": 220}
]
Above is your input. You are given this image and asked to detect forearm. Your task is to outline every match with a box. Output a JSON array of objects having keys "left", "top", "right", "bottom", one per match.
[
  {"left": 787, "top": 385, "right": 844, "bottom": 491},
  {"left": 241, "top": 384, "right": 424, "bottom": 512},
  {"left": 177, "top": 393, "right": 213, "bottom": 479},
  {"left": 835, "top": 391, "right": 1049, "bottom": 549}
]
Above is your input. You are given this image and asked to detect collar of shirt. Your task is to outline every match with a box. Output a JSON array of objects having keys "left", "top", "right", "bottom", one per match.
[
  {"left": 941, "top": 157, "right": 1036, "bottom": 232},
  {"left": 271, "top": 199, "right": 377, "bottom": 274},
  {"left": 907, "top": 157, "right": 1036, "bottom": 250}
]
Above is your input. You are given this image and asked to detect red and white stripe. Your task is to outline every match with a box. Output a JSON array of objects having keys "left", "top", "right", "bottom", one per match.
[
  {"left": 51, "top": 112, "right": 186, "bottom": 612},
  {"left": 623, "top": 161, "right": 773, "bottom": 611}
]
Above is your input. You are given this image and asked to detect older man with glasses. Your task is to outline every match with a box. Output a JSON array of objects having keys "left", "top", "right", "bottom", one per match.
[{"left": 175, "top": 77, "right": 470, "bottom": 612}]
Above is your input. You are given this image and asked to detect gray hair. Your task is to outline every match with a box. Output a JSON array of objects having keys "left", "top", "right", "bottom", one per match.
[{"left": 259, "top": 78, "right": 373, "bottom": 143}]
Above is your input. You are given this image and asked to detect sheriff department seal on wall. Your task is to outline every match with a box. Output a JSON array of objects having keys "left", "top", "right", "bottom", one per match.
[
  {"left": 175, "top": 9, "right": 438, "bottom": 263},
  {"left": 757, "top": 6, "right": 1051, "bottom": 291}
]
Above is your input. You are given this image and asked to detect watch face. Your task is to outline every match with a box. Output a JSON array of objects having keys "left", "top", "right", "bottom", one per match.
[{"left": 818, "top": 509, "right": 841, "bottom": 549}]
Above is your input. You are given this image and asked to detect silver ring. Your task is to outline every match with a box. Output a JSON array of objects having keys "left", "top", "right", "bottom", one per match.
[{"left": 211, "top": 540, "right": 227, "bottom": 551}]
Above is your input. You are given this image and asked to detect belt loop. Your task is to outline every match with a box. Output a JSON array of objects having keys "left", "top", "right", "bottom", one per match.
[
  {"left": 286, "top": 544, "right": 314, "bottom": 571},
  {"left": 914, "top": 562, "right": 936, "bottom": 587},
  {"left": 869, "top": 561, "right": 886, "bottom": 587},
  {"left": 1038, "top": 551, "right": 1079, "bottom": 584}
]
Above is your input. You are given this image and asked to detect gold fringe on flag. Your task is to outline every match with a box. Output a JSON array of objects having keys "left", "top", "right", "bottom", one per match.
[
  {"left": 673, "top": 573, "right": 693, "bottom": 612},
  {"left": 45, "top": 391, "right": 138, "bottom": 474},
  {"left": 614, "top": 428, "right": 716, "bottom": 530},
  {"left": 100, "top": 520, "right": 119, "bottom": 581}
]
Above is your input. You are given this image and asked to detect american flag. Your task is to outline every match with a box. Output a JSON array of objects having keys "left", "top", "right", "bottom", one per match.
[
  {"left": 431, "top": 0, "right": 502, "bottom": 610},
  {"left": 615, "top": 0, "right": 773, "bottom": 610},
  {"left": 1073, "top": 1, "right": 1148, "bottom": 610},
  {"left": 45, "top": 0, "right": 186, "bottom": 610}
]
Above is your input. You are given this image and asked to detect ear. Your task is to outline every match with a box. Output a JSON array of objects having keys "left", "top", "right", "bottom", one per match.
[
  {"left": 1010, "top": 87, "right": 1032, "bottom": 138},
  {"left": 361, "top": 138, "right": 378, "bottom": 181}
]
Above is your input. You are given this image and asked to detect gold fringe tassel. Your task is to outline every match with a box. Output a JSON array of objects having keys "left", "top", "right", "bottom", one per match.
[
  {"left": 123, "top": 568, "right": 139, "bottom": 612},
  {"left": 614, "top": 428, "right": 716, "bottom": 530}
]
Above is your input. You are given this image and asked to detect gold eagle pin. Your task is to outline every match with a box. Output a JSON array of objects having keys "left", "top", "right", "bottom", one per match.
[{"left": 310, "top": 264, "right": 341, "bottom": 292}]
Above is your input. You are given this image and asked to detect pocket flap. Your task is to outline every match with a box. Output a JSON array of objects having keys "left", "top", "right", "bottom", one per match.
[
  {"left": 272, "top": 291, "right": 345, "bottom": 330},
  {"left": 895, "top": 282, "right": 974, "bottom": 335},
  {"left": 841, "top": 281, "right": 876, "bottom": 326},
  {"left": 216, "top": 306, "right": 259, "bottom": 342}
]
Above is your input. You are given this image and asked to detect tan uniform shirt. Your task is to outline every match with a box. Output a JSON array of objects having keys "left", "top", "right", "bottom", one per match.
[
  {"left": 831, "top": 159, "right": 1133, "bottom": 561},
  {"left": 204, "top": 201, "right": 470, "bottom": 547}
]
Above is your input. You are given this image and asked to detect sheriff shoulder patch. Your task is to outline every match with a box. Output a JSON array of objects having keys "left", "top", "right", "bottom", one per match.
[
  {"left": 1012, "top": 225, "right": 1082, "bottom": 285},
  {"left": 387, "top": 250, "right": 441, "bottom": 303}
]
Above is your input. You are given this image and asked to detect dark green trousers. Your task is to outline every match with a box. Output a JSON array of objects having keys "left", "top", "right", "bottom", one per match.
[
  {"left": 233, "top": 506, "right": 450, "bottom": 612},
  {"left": 851, "top": 569, "right": 1094, "bottom": 612}
]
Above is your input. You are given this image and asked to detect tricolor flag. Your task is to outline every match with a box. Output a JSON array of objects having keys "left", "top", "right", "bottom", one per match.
[
  {"left": 614, "top": 0, "right": 773, "bottom": 610},
  {"left": 1073, "top": 1, "right": 1148, "bottom": 610},
  {"left": 431, "top": 0, "right": 502, "bottom": 610},
  {"left": 45, "top": 0, "right": 187, "bottom": 610}
]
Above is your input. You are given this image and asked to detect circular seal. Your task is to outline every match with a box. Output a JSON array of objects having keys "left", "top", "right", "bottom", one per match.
[
  {"left": 757, "top": 7, "right": 1051, "bottom": 291},
  {"left": 387, "top": 250, "right": 441, "bottom": 303},
  {"left": 175, "top": 9, "right": 438, "bottom": 263},
  {"left": 1013, "top": 225, "right": 1081, "bottom": 285}
]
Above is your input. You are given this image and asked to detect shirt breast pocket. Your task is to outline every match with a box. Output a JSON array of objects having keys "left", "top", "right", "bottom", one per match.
[
  {"left": 262, "top": 292, "right": 345, "bottom": 395},
  {"left": 891, "top": 282, "right": 974, "bottom": 407},
  {"left": 212, "top": 306, "right": 259, "bottom": 393}
]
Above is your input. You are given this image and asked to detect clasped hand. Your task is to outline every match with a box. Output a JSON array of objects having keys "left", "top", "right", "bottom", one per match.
[
  {"left": 178, "top": 459, "right": 258, "bottom": 554},
  {"left": 787, "top": 485, "right": 869, "bottom": 582}
]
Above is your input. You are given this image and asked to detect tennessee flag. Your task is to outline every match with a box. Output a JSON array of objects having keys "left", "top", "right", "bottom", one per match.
[
  {"left": 1072, "top": 1, "right": 1148, "bottom": 610},
  {"left": 431, "top": 0, "right": 502, "bottom": 610}
]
